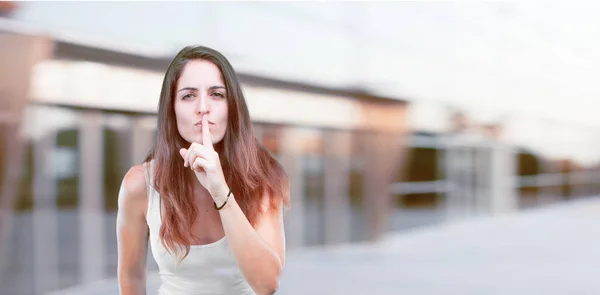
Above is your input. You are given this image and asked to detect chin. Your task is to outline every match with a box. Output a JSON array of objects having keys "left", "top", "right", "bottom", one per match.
[{"left": 212, "top": 137, "right": 224, "bottom": 145}]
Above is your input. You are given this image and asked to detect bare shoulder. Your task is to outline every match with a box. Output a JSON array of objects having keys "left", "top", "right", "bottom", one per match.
[{"left": 117, "top": 163, "right": 149, "bottom": 218}]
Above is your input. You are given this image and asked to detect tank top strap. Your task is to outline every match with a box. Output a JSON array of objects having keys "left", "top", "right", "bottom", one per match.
[{"left": 144, "top": 159, "right": 161, "bottom": 222}]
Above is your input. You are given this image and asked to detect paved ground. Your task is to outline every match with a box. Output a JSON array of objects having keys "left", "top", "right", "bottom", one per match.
[
  {"left": 42, "top": 197, "right": 600, "bottom": 295},
  {"left": 3, "top": 205, "right": 444, "bottom": 295}
]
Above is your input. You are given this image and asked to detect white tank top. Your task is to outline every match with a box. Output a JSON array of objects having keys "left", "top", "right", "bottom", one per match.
[{"left": 144, "top": 160, "right": 256, "bottom": 295}]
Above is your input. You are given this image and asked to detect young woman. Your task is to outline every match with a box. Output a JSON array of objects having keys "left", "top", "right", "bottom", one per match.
[{"left": 116, "top": 45, "right": 290, "bottom": 295}]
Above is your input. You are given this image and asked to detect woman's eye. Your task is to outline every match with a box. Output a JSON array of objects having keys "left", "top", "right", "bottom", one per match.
[
  {"left": 182, "top": 93, "right": 193, "bottom": 100},
  {"left": 212, "top": 92, "right": 225, "bottom": 98}
]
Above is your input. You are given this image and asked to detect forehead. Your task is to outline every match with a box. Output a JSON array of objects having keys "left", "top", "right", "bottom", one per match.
[{"left": 177, "top": 59, "right": 225, "bottom": 87}]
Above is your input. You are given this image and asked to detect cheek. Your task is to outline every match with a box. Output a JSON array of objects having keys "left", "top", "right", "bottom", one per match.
[{"left": 174, "top": 104, "right": 190, "bottom": 129}]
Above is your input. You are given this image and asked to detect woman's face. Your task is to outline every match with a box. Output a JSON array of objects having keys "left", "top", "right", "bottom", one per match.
[{"left": 174, "top": 59, "right": 229, "bottom": 145}]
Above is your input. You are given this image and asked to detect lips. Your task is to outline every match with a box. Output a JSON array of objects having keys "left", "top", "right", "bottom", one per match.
[{"left": 195, "top": 120, "right": 215, "bottom": 126}]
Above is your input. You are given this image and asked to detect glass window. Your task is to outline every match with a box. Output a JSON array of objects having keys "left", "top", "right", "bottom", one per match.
[
  {"left": 15, "top": 139, "right": 34, "bottom": 211},
  {"left": 517, "top": 150, "right": 541, "bottom": 207},
  {"left": 298, "top": 127, "right": 325, "bottom": 246},
  {"left": 55, "top": 127, "right": 80, "bottom": 209},
  {"left": 349, "top": 130, "right": 367, "bottom": 242},
  {"left": 103, "top": 113, "right": 132, "bottom": 212}
]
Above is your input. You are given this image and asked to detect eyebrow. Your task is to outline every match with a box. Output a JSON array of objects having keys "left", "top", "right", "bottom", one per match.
[{"left": 177, "top": 86, "right": 226, "bottom": 93}]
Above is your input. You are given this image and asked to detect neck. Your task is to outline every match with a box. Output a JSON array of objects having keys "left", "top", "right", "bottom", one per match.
[{"left": 183, "top": 169, "right": 212, "bottom": 201}]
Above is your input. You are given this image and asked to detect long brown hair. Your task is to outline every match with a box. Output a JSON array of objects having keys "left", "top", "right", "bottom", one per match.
[{"left": 146, "top": 45, "right": 290, "bottom": 262}]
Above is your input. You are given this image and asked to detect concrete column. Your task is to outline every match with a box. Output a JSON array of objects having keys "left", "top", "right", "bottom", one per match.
[
  {"left": 443, "top": 136, "right": 458, "bottom": 220},
  {"left": 362, "top": 132, "right": 403, "bottom": 242},
  {"left": 436, "top": 137, "right": 449, "bottom": 215},
  {"left": 489, "top": 142, "right": 518, "bottom": 214},
  {"left": 445, "top": 135, "right": 473, "bottom": 220},
  {"left": 507, "top": 145, "right": 520, "bottom": 212},
  {"left": 0, "top": 33, "right": 54, "bottom": 280},
  {"left": 279, "top": 128, "right": 305, "bottom": 249},
  {"left": 475, "top": 141, "right": 491, "bottom": 215},
  {"left": 466, "top": 145, "right": 478, "bottom": 217},
  {"left": 32, "top": 130, "right": 59, "bottom": 294},
  {"left": 323, "top": 130, "right": 351, "bottom": 245},
  {"left": 78, "top": 111, "right": 105, "bottom": 283},
  {"left": 131, "top": 115, "right": 156, "bottom": 165}
]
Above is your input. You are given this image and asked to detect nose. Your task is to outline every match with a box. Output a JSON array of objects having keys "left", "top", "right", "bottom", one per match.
[{"left": 195, "top": 94, "right": 211, "bottom": 115}]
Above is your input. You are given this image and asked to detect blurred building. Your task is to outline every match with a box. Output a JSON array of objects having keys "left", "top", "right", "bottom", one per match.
[
  {"left": 0, "top": 16, "right": 408, "bottom": 295},
  {"left": 3, "top": 2, "right": 600, "bottom": 295}
]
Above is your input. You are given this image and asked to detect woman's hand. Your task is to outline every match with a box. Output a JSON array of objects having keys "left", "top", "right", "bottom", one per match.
[{"left": 179, "top": 116, "right": 229, "bottom": 204}]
